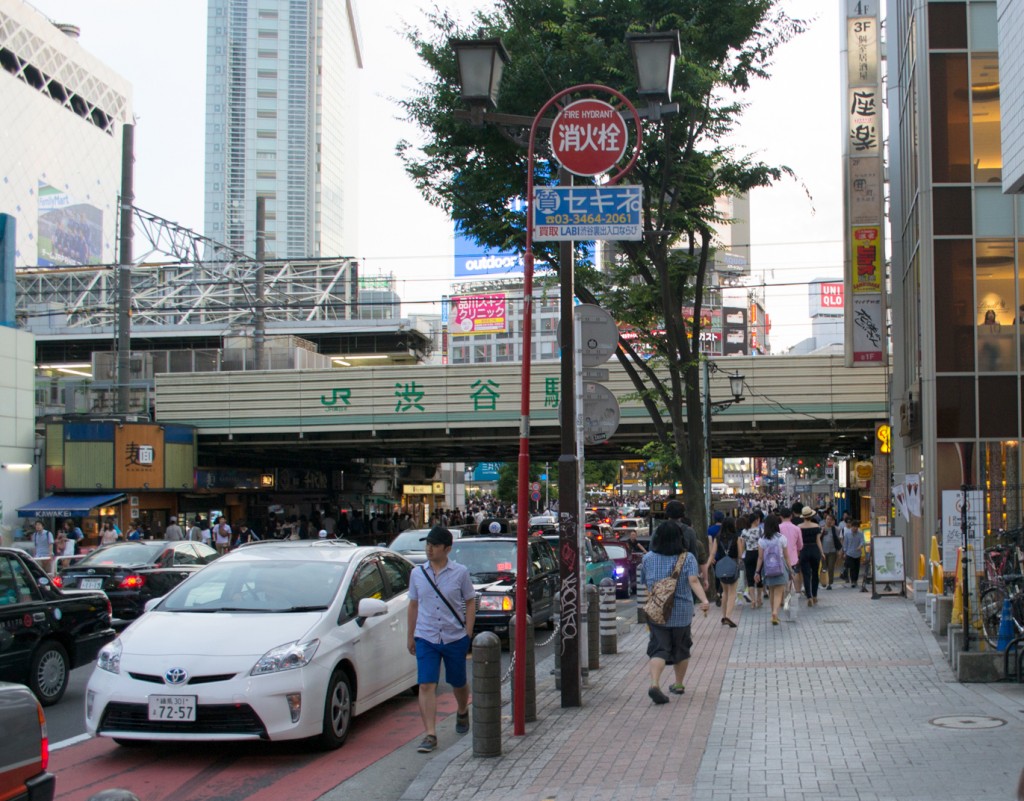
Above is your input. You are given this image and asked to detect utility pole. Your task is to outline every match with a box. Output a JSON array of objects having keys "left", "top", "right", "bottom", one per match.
[
  {"left": 254, "top": 196, "right": 267, "bottom": 371},
  {"left": 115, "top": 124, "right": 134, "bottom": 415}
]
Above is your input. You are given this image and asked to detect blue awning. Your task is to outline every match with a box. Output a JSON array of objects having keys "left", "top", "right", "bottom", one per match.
[{"left": 18, "top": 493, "right": 126, "bottom": 518}]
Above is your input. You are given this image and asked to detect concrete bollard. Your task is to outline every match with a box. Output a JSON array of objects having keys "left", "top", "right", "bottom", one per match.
[
  {"left": 508, "top": 613, "right": 536, "bottom": 722},
  {"left": 553, "top": 592, "right": 561, "bottom": 690},
  {"left": 87, "top": 792, "right": 141, "bottom": 801},
  {"left": 636, "top": 579, "right": 648, "bottom": 624},
  {"left": 472, "top": 631, "right": 502, "bottom": 758},
  {"left": 599, "top": 578, "right": 617, "bottom": 655},
  {"left": 586, "top": 583, "right": 600, "bottom": 671}
]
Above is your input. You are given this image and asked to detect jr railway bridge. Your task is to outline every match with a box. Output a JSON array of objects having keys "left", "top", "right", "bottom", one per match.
[{"left": 154, "top": 354, "right": 889, "bottom": 467}]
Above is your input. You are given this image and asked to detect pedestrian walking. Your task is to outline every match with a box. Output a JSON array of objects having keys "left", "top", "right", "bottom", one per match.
[
  {"left": 755, "top": 514, "right": 790, "bottom": 625},
  {"left": 640, "top": 521, "right": 710, "bottom": 703},
  {"left": 407, "top": 526, "right": 476, "bottom": 753},
  {"left": 213, "top": 516, "right": 232, "bottom": 554},
  {"left": 712, "top": 516, "right": 740, "bottom": 627},
  {"left": 819, "top": 512, "right": 841, "bottom": 590},
  {"left": 165, "top": 516, "right": 184, "bottom": 541},
  {"left": 740, "top": 511, "right": 763, "bottom": 609},
  {"left": 797, "top": 506, "right": 823, "bottom": 606},
  {"left": 778, "top": 506, "right": 803, "bottom": 599},
  {"left": 842, "top": 519, "right": 865, "bottom": 588},
  {"left": 32, "top": 520, "right": 54, "bottom": 574},
  {"left": 100, "top": 521, "right": 118, "bottom": 545}
]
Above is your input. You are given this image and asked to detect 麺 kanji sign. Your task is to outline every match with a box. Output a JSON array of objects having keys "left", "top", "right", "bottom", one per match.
[{"left": 549, "top": 98, "right": 628, "bottom": 177}]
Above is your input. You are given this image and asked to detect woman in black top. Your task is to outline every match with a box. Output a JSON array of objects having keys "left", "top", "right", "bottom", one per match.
[
  {"left": 797, "top": 506, "right": 824, "bottom": 606},
  {"left": 713, "top": 516, "right": 740, "bottom": 627}
]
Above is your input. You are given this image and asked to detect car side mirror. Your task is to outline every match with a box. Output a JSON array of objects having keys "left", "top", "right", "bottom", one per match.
[{"left": 355, "top": 597, "right": 388, "bottom": 626}]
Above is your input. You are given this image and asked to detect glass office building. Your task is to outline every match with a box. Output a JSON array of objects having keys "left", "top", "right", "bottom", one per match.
[
  {"left": 888, "top": 0, "right": 1022, "bottom": 556},
  {"left": 204, "top": 0, "right": 362, "bottom": 259}
]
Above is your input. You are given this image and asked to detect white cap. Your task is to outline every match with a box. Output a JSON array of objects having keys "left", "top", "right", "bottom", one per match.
[
  {"left": 318, "top": 529, "right": 328, "bottom": 538},
  {"left": 169, "top": 516, "right": 177, "bottom": 522}
]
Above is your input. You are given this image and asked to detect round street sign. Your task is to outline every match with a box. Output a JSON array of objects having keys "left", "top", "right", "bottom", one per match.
[
  {"left": 556, "top": 303, "right": 619, "bottom": 367},
  {"left": 581, "top": 381, "right": 621, "bottom": 445},
  {"left": 549, "top": 98, "right": 629, "bottom": 177},
  {"left": 531, "top": 491, "right": 541, "bottom": 502}
]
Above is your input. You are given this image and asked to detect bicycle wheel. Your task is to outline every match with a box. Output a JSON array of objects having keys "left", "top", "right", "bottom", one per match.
[{"left": 979, "top": 586, "right": 1007, "bottom": 649}]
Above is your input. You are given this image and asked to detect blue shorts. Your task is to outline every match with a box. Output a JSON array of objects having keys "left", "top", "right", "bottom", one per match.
[{"left": 415, "top": 636, "right": 470, "bottom": 687}]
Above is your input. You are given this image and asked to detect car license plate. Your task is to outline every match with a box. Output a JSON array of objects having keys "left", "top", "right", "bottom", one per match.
[
  {"left": 79, "top": 578, "right": 103, "bottom": 590},
  {"left": 148, "top": 695, "right": 196, "bottom": 722}
]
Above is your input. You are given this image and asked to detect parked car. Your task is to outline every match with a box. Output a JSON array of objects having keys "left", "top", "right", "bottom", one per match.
[
  {"left": 56, "top": 540, "right": 221, "bottom": 621},
  {"left": 539, "top": 534, "right": 616, "bottom": 587},
  {"left": 611, "top": 517, "right": 650, "bottom": 539},
  {"left": 602, "top": 543, "right": 636, "bottom": 598},
  {"left": 0, "top": 681, "right": 55, "bottom": 801},
  {"left": 584, "top": 521, "right": 613, "bottom": 541},
  {"left": 86, "top": 541, "right": 418, "bottom": 749},
  {"left": 0, "top": 547, "right": 115, "bottom": 705},
  {"left": 449, "top": 536, "right": 559, "bottom": 642},
  {"left": 386, "top": 527, "right": 466, "bottom": 565},
  {"left": 588, "top": 507, "right": 615, "bottom": 526}
]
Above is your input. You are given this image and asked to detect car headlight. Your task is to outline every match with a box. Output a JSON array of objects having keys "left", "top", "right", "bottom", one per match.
[
  {"left": 614, "top": 566, "right": 625, "bottom": 576},
  {"left": 477, "top": 594, "right": 513, "bottom": 612},
  {"left": 97, "top": 638, "right": 122, "bottom": 674},
  {"left": 251, "top": 639, "right": 320, "bottom": 676}
]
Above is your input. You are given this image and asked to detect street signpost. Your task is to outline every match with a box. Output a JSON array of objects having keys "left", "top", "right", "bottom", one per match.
[
  {"left": 549, "top": 98, "right": 629, "bottom": 176},
  {"left": 533, "top": 185, "right": 643, "bottom": 242}
]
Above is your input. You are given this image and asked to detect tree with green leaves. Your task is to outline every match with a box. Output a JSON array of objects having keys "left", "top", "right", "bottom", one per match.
[{"left": 399, "top": 0, "right": 803, "bottom": 538}]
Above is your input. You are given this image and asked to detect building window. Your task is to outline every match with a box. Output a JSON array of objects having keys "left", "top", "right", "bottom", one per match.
[
  {"left": 928, "top": 2, "right": 967, "bottom": 50},
  {"left": 977, "top": 377, "right": 1018, "bottom": 437},
  {"left": 935, "top": 376, "right": 976, "bottom": 438},
  {"left": 929, "top": 53, "right": 971, "bottom": 183},
  {"left": 452, "top": 346, "right": 470, "bottom": 364},
  {"left": 933, "top": 239, "right": 974, "bottom": 372},
  {"left": 932, "top": 187, "right": 972, "bottom": 235},
  {"left": 971, "top": 54, "right": 1001, "bottom": 184},
  {"left": 474, "top": 344, "right": 492, "bottom": 362},
  {"left": 496, "top": 342, "right": 515, "bottom": 362}
]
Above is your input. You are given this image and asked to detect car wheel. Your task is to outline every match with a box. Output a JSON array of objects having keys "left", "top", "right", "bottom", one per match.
[
  {"left": 316, "top": 669, "right": 353, "bottom": 750},
  {"left": 29, "top": 641, "right": 69, "bottom": 706}
]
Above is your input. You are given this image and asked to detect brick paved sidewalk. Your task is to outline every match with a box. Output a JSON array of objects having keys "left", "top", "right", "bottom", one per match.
[{"left": 403, "top": 589, "right": 1024, "bottom": 801}]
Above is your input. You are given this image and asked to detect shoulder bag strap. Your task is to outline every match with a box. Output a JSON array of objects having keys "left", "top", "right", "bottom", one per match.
[
  {"left": 419, "top": 565, "right": 465, "bottom": 627},
  {"left": 670, "top": 552, "right": 687, "bottom": 579}
]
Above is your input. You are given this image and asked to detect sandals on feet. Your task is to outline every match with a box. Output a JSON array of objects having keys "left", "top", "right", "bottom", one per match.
[
  {"left": 669, "top": 683, "right": 685, "bottom": 695},
  {"left": 648, "top": 685, "right": 669, "bottom": 704}
]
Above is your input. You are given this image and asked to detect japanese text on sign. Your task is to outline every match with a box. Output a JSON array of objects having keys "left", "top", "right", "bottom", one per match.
[
  {"left": 533, "top": 185, "right": 642, "bottom": 242},
  {"left": 451, "top": 293, "right": 507, "bottom": 335},
  {"left": 549, "top": 99, "right": 629, "bottom": 176}
]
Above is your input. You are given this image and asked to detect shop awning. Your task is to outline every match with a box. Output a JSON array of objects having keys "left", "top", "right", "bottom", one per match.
[{"left": 17, "top": 493, "right": 126, "bottom": 518}]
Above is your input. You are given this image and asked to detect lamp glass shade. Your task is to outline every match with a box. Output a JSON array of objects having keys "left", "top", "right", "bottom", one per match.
[
  {"left": 729, "top": 373, "right": 745, "bottom": 400},
  {"left": 452, "top": 38, "right": 509, "bottom": 108},
  {"left": 627, "top": 32, "right": 680, "bottom": 100}
]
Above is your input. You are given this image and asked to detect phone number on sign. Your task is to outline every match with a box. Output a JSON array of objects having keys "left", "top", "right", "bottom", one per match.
[{"left": 539, "top": 213, "right": 633, "bottom": 225}]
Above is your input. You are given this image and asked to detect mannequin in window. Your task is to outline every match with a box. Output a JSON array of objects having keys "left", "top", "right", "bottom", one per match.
[{"left": 980, "top": 309, "right": 1002, "bottom": 370}]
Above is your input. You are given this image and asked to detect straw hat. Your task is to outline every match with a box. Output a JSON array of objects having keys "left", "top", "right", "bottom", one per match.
[{"left": 800, "top": 506, "right": 816, "bottom": 519}]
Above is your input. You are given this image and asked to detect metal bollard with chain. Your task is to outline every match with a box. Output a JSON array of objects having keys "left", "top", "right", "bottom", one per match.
[
  {"left": 599, "top": 578, "right": 618, "bottom": 655},
  {"left": 586, "top": 583, "right": 600, "bottom": 671},
  {"left": 472, "top": 631, "right": 502, "bottom": 758}
]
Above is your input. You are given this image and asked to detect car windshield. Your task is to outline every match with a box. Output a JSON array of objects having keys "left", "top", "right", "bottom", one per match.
[
  {"left": 605, "top": 544, "right": 628, "bottom": 559},
  {"left": 76, "top": 542, "right": 166, "bottom": 566},
  {"left": 159, "top": 558, "right": 349, "bottom": 612},
  {"left": 389, "top": 530, "right": 430, "bottom": 552},
  {"left": 450, "top": 541, "right": 518, "bottom": 582}
]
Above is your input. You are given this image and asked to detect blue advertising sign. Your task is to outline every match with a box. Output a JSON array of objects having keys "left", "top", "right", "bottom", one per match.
[
  {"left": 533, "top": 185, "right": 643, "bottom": 241},
  {"left": 473, "top": 462, "right": 502, "bottom": 482},
  {"left": 454, "top": 198, "right": 527, "bottom": 278}
]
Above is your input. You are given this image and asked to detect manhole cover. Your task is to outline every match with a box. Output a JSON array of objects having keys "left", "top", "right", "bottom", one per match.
[
  {"left": 822, "top": 619, "right": 852, "bottom": 624},
  {"left": 929, "top": 715, "right": 1006, "bottom": 729}
]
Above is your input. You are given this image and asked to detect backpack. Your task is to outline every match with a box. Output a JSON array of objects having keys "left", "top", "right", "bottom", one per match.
[
  {"left": 763, "top": 537, "right": 786, "bottom": 578},
  {"left": 643, "top": 553, "right": 688, "bottom": 625}
]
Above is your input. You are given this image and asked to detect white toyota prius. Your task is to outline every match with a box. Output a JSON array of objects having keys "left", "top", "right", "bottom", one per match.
[{"left": 85, "top": 541, "right": 417, "bottom": 749}]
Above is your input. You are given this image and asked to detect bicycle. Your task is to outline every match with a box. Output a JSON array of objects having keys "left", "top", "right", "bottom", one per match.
[{"left": 979, "top": 565, "right": 1024, "bottom": 649}]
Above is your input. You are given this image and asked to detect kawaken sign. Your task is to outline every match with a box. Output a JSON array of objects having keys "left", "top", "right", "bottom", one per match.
[{"left": 549, "top": 98, "right": 628, "bottom": 176}]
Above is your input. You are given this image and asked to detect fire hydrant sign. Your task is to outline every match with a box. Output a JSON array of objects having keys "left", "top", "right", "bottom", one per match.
[
  {"left": 549, "top": 98, "right": 629, "bottom": 176},
  {"left": 532, "top": 185, "right": 643, "bottom": 241}
]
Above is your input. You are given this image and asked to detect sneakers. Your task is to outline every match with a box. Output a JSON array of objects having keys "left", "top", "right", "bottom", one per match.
[
  {"left": 455, "top": 710, "right": 469, "bottom": 734},
  {"left": 669, "top": 683, "right": 685, "bottom": 695},
  {"left": 742, "top": 591, "right": 752, "bottom": 603},
  {"left": 648, "top": 685, "right": 669, "bottom": 704},
  {"left": 417, "top": 734, "right": 438, "bottom": 753},
  {"left": 826, "top": 584, "right": 833, "bottom": 591}
]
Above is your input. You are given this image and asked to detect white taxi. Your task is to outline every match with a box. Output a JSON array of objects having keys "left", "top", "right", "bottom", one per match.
[{"left": 85, "top": 541, "right": 417, "bottom": 750}]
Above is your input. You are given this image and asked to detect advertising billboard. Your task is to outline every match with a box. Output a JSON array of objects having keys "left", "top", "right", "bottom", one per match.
[{"left": 37, "top": 183, "right": 103, "bottom": 266}]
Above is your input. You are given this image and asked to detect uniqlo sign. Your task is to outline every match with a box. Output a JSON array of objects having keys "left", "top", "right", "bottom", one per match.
[
  {"left": 549, "top": 98, "right": 628, "bottom": 176},
  {"left": 820, "top": 282, "right": 844, "bottom": 309}
]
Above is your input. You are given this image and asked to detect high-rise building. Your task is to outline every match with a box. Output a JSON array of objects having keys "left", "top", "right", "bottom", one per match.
[
  {"left": 204, "top": 0, "right": 362, "bottom": 259},
  {"left": 0, "top": 0, "right": 131, "bottom": 269}
]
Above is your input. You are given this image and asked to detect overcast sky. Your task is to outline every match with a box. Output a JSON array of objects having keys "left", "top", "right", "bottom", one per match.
[{"left": 26, "top": 0, "right": 844, "bottom": 351}]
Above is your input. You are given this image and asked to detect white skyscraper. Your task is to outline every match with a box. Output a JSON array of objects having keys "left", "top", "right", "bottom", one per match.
[{"left": 203, "top": 0, "right": 362, "bottom": 259}]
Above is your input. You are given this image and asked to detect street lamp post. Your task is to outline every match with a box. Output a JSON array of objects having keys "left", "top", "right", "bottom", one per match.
[
  {"left": 452, "top": 30, "right": 679, "bottom": 731},
  {"left": 703, "top": 361, "right": 745, "bottom": 516}
]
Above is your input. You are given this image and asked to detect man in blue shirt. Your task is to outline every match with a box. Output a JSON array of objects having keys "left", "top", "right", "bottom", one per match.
[{"left": 407, "top": 526, "right": 476, "bottom": 753}]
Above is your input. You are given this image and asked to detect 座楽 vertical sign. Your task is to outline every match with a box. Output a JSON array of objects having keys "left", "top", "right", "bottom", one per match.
[{"left": 844, "top": 0, "right": 886, "bottom": 364}]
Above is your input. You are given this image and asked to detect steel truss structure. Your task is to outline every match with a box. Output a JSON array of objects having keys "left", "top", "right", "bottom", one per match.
[{"left": 16, "top": 206, "right": 363, "bottom": 333}]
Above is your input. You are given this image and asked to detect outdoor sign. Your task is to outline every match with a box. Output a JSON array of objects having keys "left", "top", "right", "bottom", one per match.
[
  {"left": 450, "top": 293, "right": 507, "bottom": 335},
  {"left": 549, "top": 98, "right": 629, "bottom": 176},
  {"left": 941, "top": 489, "right": 984, "bottom": 572},
  {"left": 871, "top": 536, "right": 907, "bottom": 597},
  {"left": 532, "top": 185, "right": 642, "bottom": 242},
  {"left": 851, "top": 227, "right": 883, "bottom": 292},
  {"left": 852, "top": 295, "right": 884, "bottom": 362}
]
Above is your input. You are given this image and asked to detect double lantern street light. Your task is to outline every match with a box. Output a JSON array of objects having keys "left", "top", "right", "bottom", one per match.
[
  {"left": 703, "top": 362, "right": 746, "bottom": 515},
  {"left": 452, "top": 31, "right": 680, "bottom": 735}
]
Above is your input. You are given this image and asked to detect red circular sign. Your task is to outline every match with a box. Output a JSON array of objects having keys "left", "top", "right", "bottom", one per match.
[{"left": 549, "top": 98, "right": 629, "bottom": 177}]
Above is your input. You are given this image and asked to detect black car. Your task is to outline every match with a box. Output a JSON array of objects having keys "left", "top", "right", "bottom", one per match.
[
  {"left": 56, "top": 540, "right": 220, "bottom": 621},
  {"left": 0, "top": 547, "right": 115, "bottom": 705},
  {"left": 450, "top": 536, "right": 559, "bottom": 642}
]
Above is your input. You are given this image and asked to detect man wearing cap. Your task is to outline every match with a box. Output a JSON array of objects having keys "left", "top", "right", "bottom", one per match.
[
  {"left": 407, "top": 525, "right": 476, "bottom": 754},
  {"left": 165, "top": 516, "right": 184, "bottom": 542}
]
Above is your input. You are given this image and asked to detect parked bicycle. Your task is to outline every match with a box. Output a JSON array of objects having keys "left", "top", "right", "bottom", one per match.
[{"left": 979, "top": 528, "right": 1024, "bottom": 648}]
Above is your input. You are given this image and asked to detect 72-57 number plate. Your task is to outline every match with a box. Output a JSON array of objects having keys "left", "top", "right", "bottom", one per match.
[{"left": 148, "top": 695, "right": 196, "bottom": 722}]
